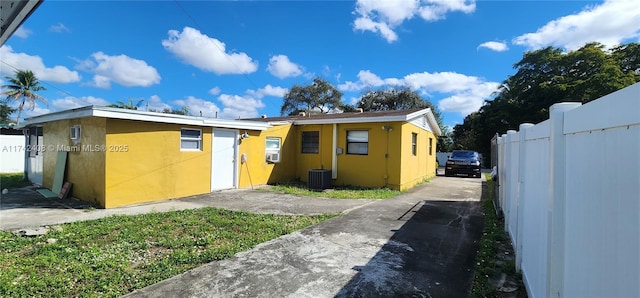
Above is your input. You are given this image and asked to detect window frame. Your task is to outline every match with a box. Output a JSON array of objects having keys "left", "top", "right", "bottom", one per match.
[
  {"left": 180, "top": 128, "right": 202, "bottom": 151},
  {"left": 412, "top": 133, "right": 418, "bottom": 156},
  {"left": 265, "top": 137, "right": 281, "bottom": 163},
  {"left": 346, "top": 130, "right": 369, "bottom": 155},
  {"left": 429, "top": 137, "right": 433, "bottom": 156},
  {"left": 301, "top": 131, "right": 319, "bottom": 154}
]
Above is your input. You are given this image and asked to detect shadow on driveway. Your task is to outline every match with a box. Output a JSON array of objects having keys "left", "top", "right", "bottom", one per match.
[
  {"left": 335, "top": 199, "right": 485, "bottom": 297},
  {"left": 0, "top": 186, "right": 97, "bottom": 211}
]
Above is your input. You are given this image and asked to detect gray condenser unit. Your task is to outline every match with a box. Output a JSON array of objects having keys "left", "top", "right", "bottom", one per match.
[{"left": 308, "top": 169, "right": 332, "bottom": 190}]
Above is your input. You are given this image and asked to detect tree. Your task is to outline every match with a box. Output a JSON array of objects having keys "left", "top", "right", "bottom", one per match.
[
  {"left": 281, "top": 78, "right": 343, "bottom": 116},
  {"left": 356, "top": 87, "right": 449, "bottom": 149},
  {"left": 2, "top": 70, "right": 47, "bottom": 126},
  {"left": 358, "top": 87, "right": 429, "bottom": 110},
  {"left": 108, "top": 98, "right": 144, "bottom": 110},
  {"left": 453, "top": 41, "right": 640, "bottom": 166},
  {"left": 0, "top": 99, "right": 17, "bottom": 125},
  {"left": 437, "top": 125, "right": 454, "bottom": 152},
  {"left": 357, "top": 87, "right": 444, "bottom": 127},
  {"left": 164, "top": 106, "right": 190, "bottom": 115}
]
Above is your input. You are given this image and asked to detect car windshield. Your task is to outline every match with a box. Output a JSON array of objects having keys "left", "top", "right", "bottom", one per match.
[{"left": 451, "top": 151, "right": 476, "bottom": 158}]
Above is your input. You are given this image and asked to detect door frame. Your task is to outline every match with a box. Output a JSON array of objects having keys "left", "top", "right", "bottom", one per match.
[
  {"left": 211, "top": 128, "right": 239, "bottom": 191},
  {"left": 26, "top": 125, "right": 44, "bottom": 185}
]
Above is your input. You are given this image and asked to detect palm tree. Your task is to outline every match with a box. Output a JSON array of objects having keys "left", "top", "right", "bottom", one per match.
[
  {"left": 107, "top": 98, "right": 144, "bottom": 110},
  {"left": 2, "top": 70, "right": 47, "bottom": 126}
]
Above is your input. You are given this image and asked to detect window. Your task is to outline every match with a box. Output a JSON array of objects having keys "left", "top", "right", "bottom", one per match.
[
  {"left": 70, "top": 125, "right": 81, "bottom": 140},
  {"left": 429, "top": 138, "right": 433, "bottom": 156},
  {"left": 181, "top": 128, "right": 202, "bottom": 150},
  {"left": 346, "top": 130, "right": 368, "bottom": 155},
  {"left": 412, "top": 133, "right": 417, "bottom": 156},
  {"left": 301, "top": 131, "right": 319, "bottom": 153},
  {"left": 265, "top": 137, "right": 281, "bottom": 163}
]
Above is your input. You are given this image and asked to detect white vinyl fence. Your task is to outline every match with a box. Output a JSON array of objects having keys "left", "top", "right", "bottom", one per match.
[{"left": 496, "top": 82, "right": 640, "bottom": 298}]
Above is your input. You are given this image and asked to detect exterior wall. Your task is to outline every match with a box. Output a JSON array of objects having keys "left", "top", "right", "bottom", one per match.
[
  {"left": 398, "top": 122, "right": 437, "bottom": 190},
  {"left": 104, "top": 119, "right": 212, "bottom": 208},
  {"left": 43, "top": 118, "right": 106, "bottom": 205},
  {"left": 250, "top": 121, "right": 438, "bottom": 190},
  {"left": 497, "top": 83, "right": 640, "bottom": 298},
  {"left": 332, "top": 122, "right": 400, "bottom": 189},
  {"left": 237, "top": 123, "right": 297, "bottom": 188},
  {"left": 0, "top": 134, "right": 25, "bottom": 173},
  {"left": 296, "top": 124, "right": 334, "bottom": 180}
]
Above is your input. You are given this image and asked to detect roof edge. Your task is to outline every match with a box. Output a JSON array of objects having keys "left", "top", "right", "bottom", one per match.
[
  {"left": 289, "top": 108, "right": 442, "bottom": 136},
  {"left": 23, "top": 106, "right": 271, "bottom": 131}
]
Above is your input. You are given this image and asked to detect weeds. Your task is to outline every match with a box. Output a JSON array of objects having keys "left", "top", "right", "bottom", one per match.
[{"left": 469, "top": 173, "right": 506, "bottom": 297}]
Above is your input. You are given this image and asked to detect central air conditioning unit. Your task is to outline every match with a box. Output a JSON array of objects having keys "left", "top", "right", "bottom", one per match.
[{"left": 308, "top": 169, "right": 332, "bottom": 190}]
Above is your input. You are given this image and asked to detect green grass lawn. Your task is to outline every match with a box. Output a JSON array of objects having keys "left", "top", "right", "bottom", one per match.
[
  {"left": 0, "top": 208, "right": 336, "bottom": 297},
  {"left": 0, "top": 173, "right": 31, "bottom": 189},
  {"left": 264, "top": 182, "right": 402, "bottom": 199}
]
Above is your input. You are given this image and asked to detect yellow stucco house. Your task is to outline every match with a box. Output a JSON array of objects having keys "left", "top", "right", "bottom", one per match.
[{"left": 24, "top": 106, "right": 441, "bottom": 208}]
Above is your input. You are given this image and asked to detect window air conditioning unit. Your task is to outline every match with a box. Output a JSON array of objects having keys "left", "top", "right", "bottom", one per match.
[{"left": 266, "top": 152, "right": 280, "bottom": 163}]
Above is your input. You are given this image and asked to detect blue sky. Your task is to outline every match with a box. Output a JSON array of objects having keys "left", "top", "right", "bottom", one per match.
[{"left": 2, "top": 0, "right": 639, "bottom": 128}]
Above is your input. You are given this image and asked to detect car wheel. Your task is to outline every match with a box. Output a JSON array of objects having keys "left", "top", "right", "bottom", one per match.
[{"left": 445, "top": 171, "right": 451, "bottom": 177}]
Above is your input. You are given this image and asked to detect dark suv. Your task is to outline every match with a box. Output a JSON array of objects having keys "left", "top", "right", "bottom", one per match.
[{"left": 445, "top": 150, "right": 481, "bottom": 178}]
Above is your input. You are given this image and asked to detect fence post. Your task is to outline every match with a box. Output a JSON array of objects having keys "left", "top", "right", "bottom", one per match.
[
  {"left": 499, "top": 133, "right": 507, "bottom": 212},
  {"left": 504, "top": 130, "right": 517, "bottom": 234},
  {"left": 516, "top": 123, "right": 534, "bottom": 271},
  {"left": 547, "top": 102, "right": 581, "bottom": 298}
]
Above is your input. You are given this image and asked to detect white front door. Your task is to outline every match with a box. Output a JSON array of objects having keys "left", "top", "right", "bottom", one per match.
[
  {"left": 27, "top": 126, "right": 43, "bottom": 185},
  {"left": 211, "top": 129, "right": 238, "bottom": 191}
]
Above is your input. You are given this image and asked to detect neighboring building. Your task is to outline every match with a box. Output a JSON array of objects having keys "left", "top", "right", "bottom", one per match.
[
  {"left": 0, "top": 128, "right": 26, "bottom": 173},
  {"left": 23, "top": 106, "right": 441, "bottom": 208}
]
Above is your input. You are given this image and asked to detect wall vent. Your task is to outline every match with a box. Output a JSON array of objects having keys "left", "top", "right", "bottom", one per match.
[{"left": 308, "top": 169, "right": 332, "bottom": 190}]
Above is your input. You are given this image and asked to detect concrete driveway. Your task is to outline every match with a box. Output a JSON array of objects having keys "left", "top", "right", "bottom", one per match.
[
  {"left": 124, "top": 176, "right": 485, "bottom": 298},
  {"left": 0, "top": 187, "right": 376, "bottom": 231}
]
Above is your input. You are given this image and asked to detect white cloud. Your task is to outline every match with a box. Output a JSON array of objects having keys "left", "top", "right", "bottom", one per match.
[
  {"left": 172, "top": 96, "right": 221, "bottom": 118},
  {"left": 218, "top": 94, "right": 265, "bottom": 119},
  {"left": 477, "top": 41, "right": 508, "bottom": 52},
  {"left": 0, "top": 46, "right": 81, "bottom": 83},
  {"left": 338, "top": 69, "right": 499, "bottom": 116},
  {"left": 162, "top": 27, "right": 258, "bottom": 75},
  {"left": 51, "top": 96, "right": 109, "bottom": 110},
  {"left": 337, "top": 70, "right": 402, "bottom": 91},
  {"left": 403, "top": 71, "right": 479, "bottom": 93},
  {"left": 79, "top": 52, "right": 161, "bottom": 89},
  {"left": 513, "top": 0, "right": 640, "bottom": 50},
  {"left": 438, "top": 82, "right": 499, "bottom": 115},
  {"left": 418, "top": 0, "right": 476, "bottom": 21},
  {"left": 49, "top": 23, "right": 70, "bottom": 33},
  {"left": 353, "top": 0, "right": 476, "bottom": 42},
  {"left": 267, "top": 55, "right": 304, "bottom": 79},
  {"left": 215, "top": 84, "right": 285, "bottom": 119},
  {"left": 208, "top": 87, "right": 221, "bottom": 95},
  {"left": 21, "top": 106, "right": 51, "bottom": 119},
  {"left": 145, "top": 95, "right": 172, "bottom": 112},
  {"left": 353, "top": 17, "right": 399, "bottom": 43},
  {"left": 14, "top": 27, "right": 31, "bottom": 38},
  {"left": 247, "top": 84, "right": 288, "bottom": 98}
]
